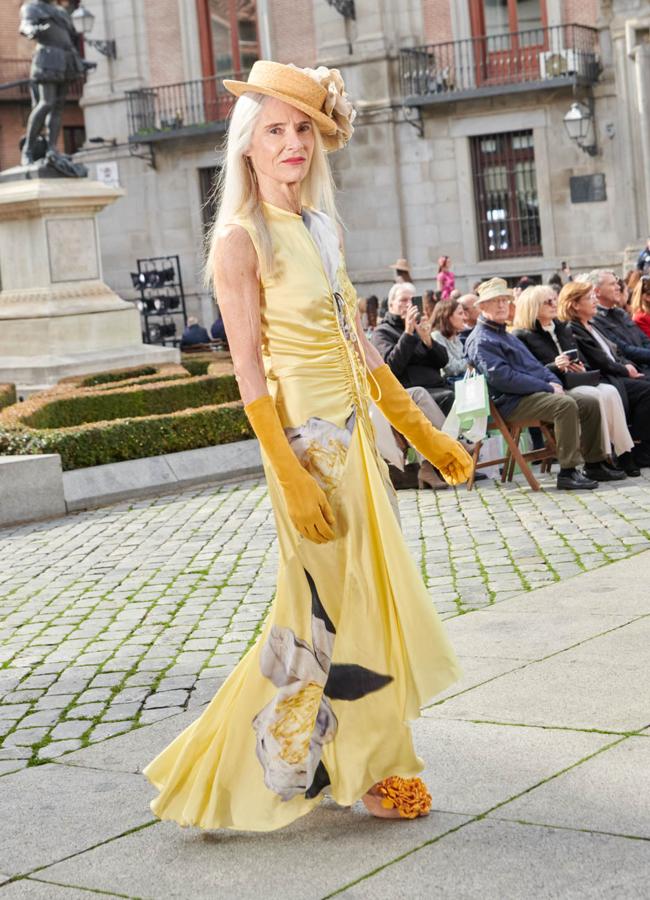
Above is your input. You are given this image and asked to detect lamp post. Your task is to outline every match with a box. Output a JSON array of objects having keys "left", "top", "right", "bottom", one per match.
[
  {"left": 71, "top": 4, "right": 117, "bottom": 60},
  {"left": 563, "top": 100, "right": 597, "bottom": 157}
]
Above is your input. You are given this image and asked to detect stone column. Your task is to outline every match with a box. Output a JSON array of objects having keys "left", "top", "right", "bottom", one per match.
[{"left": 627, "top": 19, "right": 650, "bottom": 238}]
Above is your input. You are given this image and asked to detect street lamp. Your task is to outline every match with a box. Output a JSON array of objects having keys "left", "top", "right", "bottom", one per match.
[
  {"left": 563, "top": 101, "right": 597, "bottom": 156},
  {"left": 71, "top": 3, "right": 117, "bottom": 59}
]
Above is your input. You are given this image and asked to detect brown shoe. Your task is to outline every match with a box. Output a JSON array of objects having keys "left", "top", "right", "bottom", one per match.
[{"left": 417, "top": 459, "right": 448, "bottom": 490}]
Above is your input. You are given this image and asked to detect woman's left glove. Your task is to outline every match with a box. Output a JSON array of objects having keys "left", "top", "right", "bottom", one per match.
[{"left": 370, "top": 364, "right": 473, "bottom": 485}]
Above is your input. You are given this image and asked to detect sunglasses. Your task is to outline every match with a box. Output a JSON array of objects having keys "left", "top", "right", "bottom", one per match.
[{"left": 542, "top": 297, "right": 557, "bottom": 306}]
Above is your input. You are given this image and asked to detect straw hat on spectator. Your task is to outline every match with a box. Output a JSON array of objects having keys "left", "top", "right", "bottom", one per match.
[
  {"left": 475, "top": 277, "right": 513, "bottom": 304},
  {"left": 388, "top": 258, "right": 411, "bottom": 271}
]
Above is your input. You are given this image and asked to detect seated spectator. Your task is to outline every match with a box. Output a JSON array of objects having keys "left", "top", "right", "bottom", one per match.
[
  {"left": 458, "top": 293, "right": 479, "bottom": 346},
  {"left": 465, "top": 277, "right": 609, "bottom": 491},
  {"left": 366, "top": 294, "right": 379, "bottom": 332},
  {"left": 210, "top": 313, "right": 226, "bottom": 342},
  {"left": 557, "top": 280, "right": 650, "bottom": 469},
  {"left": 585, "top": 269, "right": 650, "bottom": 372},
  {"left": 371, "top": 281, "right": 454, "bottom": 414},
  {"left": 423, "top": 289, "right": 437, "bottom": 319},
  {"left": 637, "top": 237, "right": 650, "bottom": 274},
  {"left": 512, "top": 285, "right": 632, "bottom": 477},
  {"left": 432, "top": 299, "right": 469, "bottom": 382},
  {"left": 631, "top": 275, "right": 650, "bottom": 339},
  {"left": 182, "top": 317, "right": 210, "bottom": 345}
]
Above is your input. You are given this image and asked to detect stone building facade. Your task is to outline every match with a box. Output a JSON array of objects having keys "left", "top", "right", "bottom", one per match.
[{"left": 19, "top": 0, "right": 650, "bottom": 323}]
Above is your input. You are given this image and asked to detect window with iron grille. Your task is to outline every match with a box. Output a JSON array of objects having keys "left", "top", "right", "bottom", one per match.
[{"left": 470, "top": 129, "right": 542, "bottom": 259}]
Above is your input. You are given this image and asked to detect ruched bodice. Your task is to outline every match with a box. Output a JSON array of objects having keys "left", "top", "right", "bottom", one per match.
[{"left": 236, "top": 202, "right": 366, "bottom": 430}]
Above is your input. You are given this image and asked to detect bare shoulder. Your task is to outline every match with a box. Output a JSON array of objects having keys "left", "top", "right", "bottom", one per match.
[{"left": 215, "top": 223, "right": 256, "bottom": 263}]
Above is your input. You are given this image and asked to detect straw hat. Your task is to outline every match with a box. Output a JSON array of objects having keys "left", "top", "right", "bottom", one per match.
[
  {"left": 223, "top": 60, "right": 355, "bottom": 151},
  {"left": 388, "top": 258, "right": 411, "bottom": 271},
  {"left": 475, "top": 276, "right": 513, "bottom": 304}
]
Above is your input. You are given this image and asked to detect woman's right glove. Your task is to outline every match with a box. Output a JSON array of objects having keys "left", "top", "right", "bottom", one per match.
[{"left": 244, "top": 395, "right": 336, "bottom": 544}]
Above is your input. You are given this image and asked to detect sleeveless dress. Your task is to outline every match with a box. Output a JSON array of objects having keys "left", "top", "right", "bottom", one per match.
[{"left": 143, "top": 202, "right": 460, "bottom": 832}]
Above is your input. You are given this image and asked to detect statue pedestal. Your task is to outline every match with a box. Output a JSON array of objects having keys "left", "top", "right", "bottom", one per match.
[{"left": 0, "top": 178, "right": 178, "bottom": 392}]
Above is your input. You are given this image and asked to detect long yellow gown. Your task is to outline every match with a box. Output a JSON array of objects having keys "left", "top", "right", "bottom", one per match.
[{"left": 143, "top": 201, "right": 460, "bottom": 831}]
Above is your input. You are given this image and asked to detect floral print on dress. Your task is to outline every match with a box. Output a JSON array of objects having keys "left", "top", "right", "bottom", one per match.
[
  {"left": 252, "top": 569, "right": 393, "bottom": 802},
  {"left": 285, "top": 411, "right": 356, "bottom": 494}
]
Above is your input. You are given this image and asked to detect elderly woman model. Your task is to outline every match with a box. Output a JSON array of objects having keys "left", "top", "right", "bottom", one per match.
[{"left": 143, "top": 61, "right": 472, "bottom": 831}]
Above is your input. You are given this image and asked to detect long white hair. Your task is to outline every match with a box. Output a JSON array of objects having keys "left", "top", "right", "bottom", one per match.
[{"left": 204, "top": 92, "right": 339, "bottom": 288}]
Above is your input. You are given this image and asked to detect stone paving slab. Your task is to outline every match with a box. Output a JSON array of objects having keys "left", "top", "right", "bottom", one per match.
[
  {"left": 31, "top": 807, "right": 470, "bottom": 900},
  {"left": 0, "top": 880, "right": 116, "bottom": 898},
  {"left": 433, "top": 654, "right": 527, "bottom": 704},
  {"left": 0, "top": 764, "right": 154, "bottom": 877},
  {"left": 415, "top": 718, "right": 608, "bottom": 816},
  {"left": 495, "top": 735, "right": 650, "bottom": 838},
  {"left": 335, "top": 819, "right": 650, "bottom": 899},
  {"left": 58, "top": 709, "right": 196, "bottom": 774},
  {"left": 425, "top": 651, "right": 650, "bottom": 733},
  {"left": 434, "top": 606, "right": 633, "bottom": 661}
]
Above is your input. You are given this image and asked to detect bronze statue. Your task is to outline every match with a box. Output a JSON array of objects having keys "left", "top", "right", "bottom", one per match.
[{"left": 19, "top": 0, "right": 95, "bottom": 175}]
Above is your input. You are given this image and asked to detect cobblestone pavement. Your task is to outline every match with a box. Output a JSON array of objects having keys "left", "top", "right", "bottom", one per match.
[{"left": 1, "top": 470, "right": 650, "bottom": 775}]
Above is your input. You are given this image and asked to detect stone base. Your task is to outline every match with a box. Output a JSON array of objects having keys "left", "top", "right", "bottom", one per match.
[
  {"left": 1, "top": 344, "right": 179, "bottom": 396},
  {"left": 0, "top": 455, "right": 66, "bottom": 527}
]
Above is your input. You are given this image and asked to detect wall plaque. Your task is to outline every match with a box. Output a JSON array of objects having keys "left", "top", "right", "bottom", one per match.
[
  {"left": 46, "top": 218, "right": 100, "bottom": 283},
  {"left": 570, "top": 174, "right": 607, "bottom": 203}
]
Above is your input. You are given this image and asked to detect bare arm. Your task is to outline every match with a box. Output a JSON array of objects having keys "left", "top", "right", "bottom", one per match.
[{"left": 212, "top": 224, "right": 268, "bottom": 405}]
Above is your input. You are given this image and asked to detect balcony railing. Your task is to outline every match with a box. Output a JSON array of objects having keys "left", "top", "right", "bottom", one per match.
[
  {"left": 126, "top": 74, "right": 244, "bottom": 142},
  {"left": 400, "top": 24, "right": 600, "bottom": 105},
  {"left": 0, "top": 58, "right": 84, "bottom": 102}
]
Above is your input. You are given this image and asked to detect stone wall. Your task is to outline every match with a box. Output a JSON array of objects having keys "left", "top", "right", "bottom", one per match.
[
  {"left": 268, "top": 0, "right": 317, "bottom": 66},
  {"left": 563, "top": 0, "right": 600, "bottom": 24},
  {"left": 144, "top": 0, "right": 186, "bottom": 86},
  {"left": 422, "top": 0, "right": 454, "bottom": 44}
]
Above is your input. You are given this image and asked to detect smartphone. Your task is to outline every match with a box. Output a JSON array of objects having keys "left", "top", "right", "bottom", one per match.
[
  {"left": 565, "top": 348, "right": 579, "bottom": 361},
  {"left": 411, "top": 295, "right": 423, "bottom": 313}
]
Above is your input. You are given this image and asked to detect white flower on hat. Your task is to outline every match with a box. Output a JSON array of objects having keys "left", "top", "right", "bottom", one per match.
[{"left": 300, "top": 65, "right": 357, "bottom": 149}]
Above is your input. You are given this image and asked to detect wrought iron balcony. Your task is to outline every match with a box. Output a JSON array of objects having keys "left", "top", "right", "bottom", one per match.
[
  {"left": 126, "top": 74, "right": 243, "bottom": 143},
  {"left": 400, "top": 24, "right": 600, "bottom": 106}
]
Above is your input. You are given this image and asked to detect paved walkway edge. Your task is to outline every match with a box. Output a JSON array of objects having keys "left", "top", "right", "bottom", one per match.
[
  {"left": 63, "top": 439, "right": 263, "bottom": 511},
  {"left": 1, "top": 440, "right": 263, "bottom": 525}
]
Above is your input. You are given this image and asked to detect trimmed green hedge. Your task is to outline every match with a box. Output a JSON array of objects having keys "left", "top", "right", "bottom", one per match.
[
  {"left": 80, "top": 367, "right": 158, "bottom": 387},
  {"left": 0, "top": 384, "right": 16, "bottom": 412},
  {"left": 0, "top": 402, "right": 252, "bottom": 470},
  {"left": 22, "top": 375, "right": 240, "bottom": 429},
  {"left": 181, "top": 357, "right": 213, "bottom": 377}
]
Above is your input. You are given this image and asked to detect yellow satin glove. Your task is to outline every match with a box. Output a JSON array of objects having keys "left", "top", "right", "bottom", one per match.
[
  {"left": 370, "top": 364, "right": 473, "bottom": 485},
  {"left": 244, "top": 395, "right": 336, "bottom": 544}
]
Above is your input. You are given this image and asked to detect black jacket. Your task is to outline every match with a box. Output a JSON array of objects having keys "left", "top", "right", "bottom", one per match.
[
  {"left": 593, "top": 305, "right": 650, "bottom": 371},
  {"left": 568, "top": 320, "right": 630, "bottom": 379},
  {"left": 511, "top": 320, "right": 582, "bottom": 380},
  {"left": 371, "top": 312, "right": 448, "bottom": 389}
]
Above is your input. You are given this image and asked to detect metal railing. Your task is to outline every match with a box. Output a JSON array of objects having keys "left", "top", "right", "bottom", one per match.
[
  {"left": 400, "top": 24, "right": 600, "bottom": 102},
  {"left": 0, "top": 57, "right": 84, "bottom": 101},
  {"left": 126, "top": 74, "right": 245, "bottom": 141}
]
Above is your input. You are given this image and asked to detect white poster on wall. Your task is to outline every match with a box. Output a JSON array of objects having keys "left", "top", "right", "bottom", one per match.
[{"left": 95, "top": 161, "right": 120, "bottom": 189}]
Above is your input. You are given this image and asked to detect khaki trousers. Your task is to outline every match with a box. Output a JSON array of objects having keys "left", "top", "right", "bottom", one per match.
[{"left": 506, "top": 390, "right": 604, "bottom": 469}]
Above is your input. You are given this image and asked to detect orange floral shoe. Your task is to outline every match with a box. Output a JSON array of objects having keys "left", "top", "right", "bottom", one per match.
[{"left": 362, "top": 776, "right": 432, "bottom": 819}]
